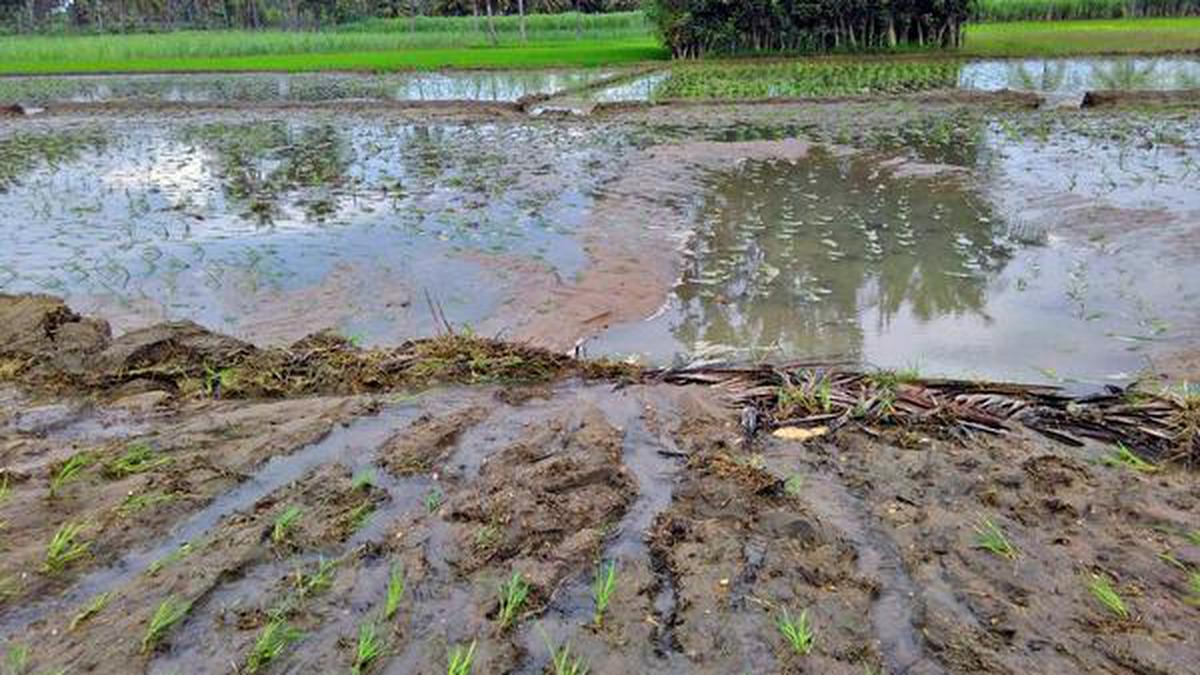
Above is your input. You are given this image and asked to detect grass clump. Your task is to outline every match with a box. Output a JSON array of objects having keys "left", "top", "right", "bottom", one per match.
[
  {"left": 545, "top": 637, "right": 589, "bottom": 675},
  {"left": 447, "top": 640, "right": 477, "bottom": 675},
  {"left": 424, "top": 488, "right": 444, "bottom": 513},
  {"left": 385, "top": 564, "right": 406, "bottom": 620},
  {"left": 142, "top": 596, "right": 192, "bottom": 653},
  {"left": 104, "top": 442, "right": 171, "bottom": 478},
  {"left": 973, "top": 518, "right": 1018, "bottom": 560},
  {"left": 497, "top": 571, "right": 531, "bottom": 630},
  {"left": 350, "top": 622, "right": 384, "bottom": 675},
  {"left": 4, "top": 643, "right": 29, "bottom": 675},
  {"left": 592, "top": 560, "right": 617, "bottom": 628},
  {"left": 48, "top": 452, "right": 92, "bottom": 498},
  {"left": 295, "top": 557, "right": 337, "bottom": 598},
  {"left": 1102, "top": 443, "right": 1157, "bottom": 473},
  {"left": 0, "top": 474, "right": 10, "bottom": 503},
  {"left": 69, "top": 592, "right": 112, "bottom": 631},
  {"left": 272, "top": 506, "right": 303, "bottom": 545},
  {"left": 1088, "top": 574, "right": 1130, "bottom": 620},
  {"left": 344, "top": 502, "right": 375, "bottom": 533},
  {"left": 351, "top": 469, "right": 377, "bottom": 491},
  {"left": 776, "top": 608, "right": 815, "bottom": 656},
  {"left": 43, "top": 521, "right": 90, "bottom": 573},
  {"left": 117, "top": 491, "right": 177, "bottom": 518},
  {"left": 245, "top": 618, "right": 303, "bottom": 674}
]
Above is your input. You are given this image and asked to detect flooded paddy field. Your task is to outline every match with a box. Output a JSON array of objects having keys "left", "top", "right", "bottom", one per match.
[{"left": 2, "top": 79, "right": 1200, "bottom": 674}]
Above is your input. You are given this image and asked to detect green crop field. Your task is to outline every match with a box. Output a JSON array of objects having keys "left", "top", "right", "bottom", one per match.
[{"left": 0, "top": 14, "right": 1196, "bottom": 75}]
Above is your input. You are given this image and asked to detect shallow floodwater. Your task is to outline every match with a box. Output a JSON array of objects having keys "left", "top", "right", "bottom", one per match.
[
  {"left": 0, "top": 70, "right": 618, "bottom": 105},
  {"left": 959, "top": 56, "right": 1200, "bottom": 93},
  {"left": 2, "top": 107, "right": 1199, "bottom": 384}
]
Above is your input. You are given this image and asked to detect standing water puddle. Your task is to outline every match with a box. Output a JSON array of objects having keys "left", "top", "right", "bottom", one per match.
[{"left": 959, "top": 56, "right": 1200, "bottom": 92}]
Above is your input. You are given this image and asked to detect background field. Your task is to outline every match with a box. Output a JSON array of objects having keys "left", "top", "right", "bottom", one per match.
[{"left": 0, "top": 13, "right": 1197, "bottom": 74}]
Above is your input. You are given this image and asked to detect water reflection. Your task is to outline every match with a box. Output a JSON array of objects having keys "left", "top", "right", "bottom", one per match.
[
  {"left": 599, "top": 149, "right": 1016, "bottom": 362},
  {"left": 960, "top": 56, "right": 1200, "bottom": 92}
]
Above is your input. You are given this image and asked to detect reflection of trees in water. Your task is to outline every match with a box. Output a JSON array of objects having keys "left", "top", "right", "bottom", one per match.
[
  {"left": 1093, "top": 60, "right": 1160, "bottom": 90},
  {"left": 184, "top": 121, "right": 350, "bottom": 222},
  {"left": 671, "top": 148, "right": 1014, "bottom": 358},
  {"left": 1009, "top": 61, "right": 1068, "bottom": 91}
]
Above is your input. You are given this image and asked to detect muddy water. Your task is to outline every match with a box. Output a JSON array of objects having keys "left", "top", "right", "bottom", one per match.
[
  {"left": 2, "top": 106, "right": 1200, "bottom": 383},
  {"left": 0, "top": 70, "right": 619, "bottom": 105}
]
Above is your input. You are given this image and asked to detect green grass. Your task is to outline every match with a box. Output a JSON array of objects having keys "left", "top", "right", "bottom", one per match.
[
  {"left": 497, "top": 571, "right": 531, "bottom": 630},
  {"left": 385, "top": 563, "right": 406, "bottom": 621},
  {"left": 104, "top": 442, "right": 171, "bottom": 478},
  {"left": 43, "top": 521, "right": 90, "bottom": 573},
  {"left": 272, "top": 506, "right": 303, "bottom": 546},
  {"left": 142, "top": 596, "right": 191, "bottom": 653},
  {"left": 1088, "top": 574, "right": 1130, "bottom": 619},
  {"left": 48, "top": 452, "right": 92, "bottom": 499},
  {"left": 69, "top": 592, "right": 112, "bottom": 631},
  {"left": 964, "top": 17, "right": 1200, "bottom": 55},
  {"left": 776, "top": 608, "right": 815, "bottom": 656},
  {"left": 447, "top": 640, "right": 477, "bottom": 675},
  {"left": 974, "top": 0, "right": 1200, "bottom": 23},
  {"left": 4, "top": 643, "right": 29, "bottom": 675},
  {"left": 1102, "top": 443, "right": 1158, "bottom": 473},
  {"left": 351, "top": 621, "right": 384, "bottom": 675},
  {"left": 973, "top": 518, "right": 1019, "bottom": 559},
  {"left": 246, "top": 618, "right": 303, "bottom": 674},
  {"left": 592, "top": 561, "right": 617, "bottom": 628},
  {"left": 2, "top": 15, "right": 1196, "bottom": 76}
]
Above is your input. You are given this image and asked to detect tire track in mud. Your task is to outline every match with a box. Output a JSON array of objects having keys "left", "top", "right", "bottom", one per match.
[
  {"left": 802, "top": 473, "right": 947, "bottom": 675},
  {"left": 0, "top": 397, "right": 433, "bottom": 640}
]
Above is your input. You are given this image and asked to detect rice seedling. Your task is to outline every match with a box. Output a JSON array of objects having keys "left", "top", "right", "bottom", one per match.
[
  {"left": 296, "top": 557, "right": 337, "bottom": 597},
  {"left": 345, "top": 502, "right": 375, "bottom": 533},
  {"left": 422, "top": 485, "right": 441, "bottom": 511},
  {"left": 1188, "top": 572, "right": 1200, "bottom": 605},
  {"left": 776, "top": 608, "right": 815, "bottom": 656},
  {"left": 0, "top": 575, "right": 17, "bottom": 603},
  {"left": 48, "top": 452, "right": 92, "bottom": 499},
  {"left": 447, "top": 640, "right": 477, "bottom": 675},
  {"left": 544, "top": 635, "right": 589, "bottom": 675},
  {"left": 350, "top": 621, "right": 384, "bottom": 675},
  {"left": 473, "top": 524, "right": 501, "bottom": 554},
  {"left": 43, "top": 521, "right": 90, "bottom": 573},
  {"left": 1188, "top": 530, "right": 1200, "bottom": 546},
  {"left": 592, "top": 560, "right": 617, "bottom": 628},
  {"left": 148, "top": 541, "right": 196, "bottom": 576},
  {"left": 1088, "top": 574, "right": 1130, "bottom": 620},
  {"left": 1102, "top": 443, "right": 1157, "bottom": 473},
  {"left": 784, "top": 474, "right": 805, "bottom": 497},
  {"left": 973, "top": 518, "right": 1018, "bottom": 560},
  {"left": 272, "top": 506, "right": 303, "bottom": 545},
  {"left": 497, "top": 571, "right": 531, "bottom": 630},
  {"left": 104, "top": 443, "right": 171, "bottom": 478},
  {"left": 69, "top": 592, "right": 112, "bottom": 631},
  {"left": 245, "top": 618, "right": 303, "bottom": 674},
  {"left": 0, "top": 474, "right": 10, "bottom": 504},
  {"left": 351, "top": 469, "right": 377, "bottom": 491},
  {"left": 385, "top": 563, "right": 406, "bottom": 620},
  {"left": 5, "top": 643, "right": 29, "bottom": 675},
  {"left": 142, "top": 596, "right": 192, "bottom": 653},
  {"left": 117, "top": 491, "right": 177, "bottom": 518}
]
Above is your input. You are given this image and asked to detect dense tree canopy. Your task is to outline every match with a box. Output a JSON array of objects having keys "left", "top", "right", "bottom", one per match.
[{"left": 644, "top": 0, "right": 974, "bottom": 58}]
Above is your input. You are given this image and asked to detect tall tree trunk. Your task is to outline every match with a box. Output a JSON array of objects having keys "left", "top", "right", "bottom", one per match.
[
  {"left": 517, "top": 0, "right": 526, "bottom": 43},
  {"left": 485, "top": 0, "right": 498, "bottom": 46}
]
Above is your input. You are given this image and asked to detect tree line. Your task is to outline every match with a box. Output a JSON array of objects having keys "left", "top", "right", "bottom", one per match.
[
  {"left": 645, "top": 0, "right": 975, "bottom": 58},
  {"left": 0, "top": 0, "right": 638, "bottom": 32}
]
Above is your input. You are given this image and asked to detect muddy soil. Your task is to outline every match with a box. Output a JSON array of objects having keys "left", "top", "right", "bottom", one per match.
[{"left": 2, "top": 306, "right": 1197, "bottom": 674}]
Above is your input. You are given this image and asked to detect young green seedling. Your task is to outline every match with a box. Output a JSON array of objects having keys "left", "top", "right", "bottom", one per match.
[
  {"left": 69, "top": 592, "right": 112, "bottom": 631},
  {"left": 49, "top": 452, "right": 92, "bottom": 498},
  {"left": 776, "top": 608, "right": 815, "bottom": 656},
  {"left": 541, "top": 629, "right": 589, "bottom": 675},
  {"left": 385, "top": 563, "right": 406, "bottom": 620},
  {"left": 272, "top": 506, "right": 303, "bottom": 545},
  {"left": 43, "top": 521, "right": 90, "bottom": 573},
  {"left": 592, "top": 560, "right": 617, "bottom": 627},
  {"left": 105, "top": 443, "right": 171, "bottom": 478},
  {"left": 351, "top": 621, "right": 384, "bottom": 675},
  {"left": 973, "top": 518, "right": 1018, "bottom": 560},
  {"left": 1102, "top": 443, "right": 1157, "bottom": 473},
  {"left": 497, "top": 571, "right": 530, "bottom": 630},
  {"left": 1088, "top": 574, "right": 1130, "bottom": 620},
  {"left": 447, "top": 640, "right": 477, "bottom": 675},
  {"left": 245, "top": 618, "right": 303, "bottom": 674},
  {"left": 142, "top": 596, "right": 191, "bottom": 653}
]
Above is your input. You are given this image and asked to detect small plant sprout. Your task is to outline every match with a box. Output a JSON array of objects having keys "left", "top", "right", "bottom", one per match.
[
  {"left": 592, "top": 560, "right": 617, "bottom": 627},
  {"left": 5, "top": 643, "right": 29, "bottom": 674},
  {"left": 272, "top": 506, "right": 303, "bottom": 545},
  {"left": 351, "top": 469, "right": 377, "bottom": 491},
  {"left": 1188, "top": 572, "right": 1200, "bottom": 606},
  {"left": 385, "top": 563, "right": 406, "bottom": 620},
  {"left": 0, "top": 474, "right": 10, "bottom": 503},
  {"left": 1102, "top": 443, "right": 1157, "bottom": 473},
  {"left": 1188, "top": 530, "right": 1200, "bottom": 547},
  {"left": 447, "top": 640, "right": 477, "bottom": 675},
  {"left": 346, "top": 502, "right": 375, "bottom": 532},
  {"left": 351, "top": 621, "right": 384, "bottom": 675},
  {"left": 245, "top": 618, "right": 303, "bottom": 674},
  {"left": 541, "top": 629, "right": 589, "bottom": 675},
  {"left": 424, "top": 488, "right": 444, "bottom": 513},
  {"left": 784, "top": 474, "right": 805, "bottom": 497},
  {"left": 69, "top": 592, "right": 112, "bottom": 631},
  {"left": 142, "top": 596, "right": 192, "bottom": 653},
  {"left": 973, "top": 518, "right": 1018, "bottom": 560},
  {"left": 49, "top": 452, "right": 92, "bottom": 498},
  {"left": 497, "top": 571, "right": 531, "bottom": 630},
  {"left": 105, "top": 442, "right": 171, "bottom": 478},
  {"left": 297, "top": 557, "right": 336, "bottom": 597},
  {"left": 776, "top": 608, "right": 815, "bottom": 656},
  {"left": 1088, "top": 574, "right": 1130, "bottom": 620},
  {"left": 43, "top": 521, "right": 90, "bottom": 573}
]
